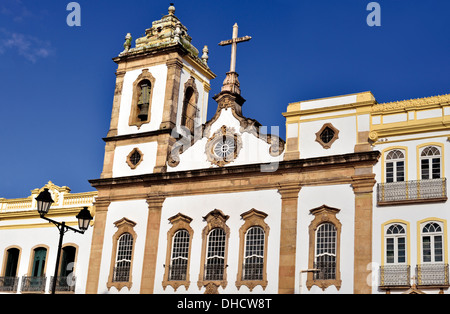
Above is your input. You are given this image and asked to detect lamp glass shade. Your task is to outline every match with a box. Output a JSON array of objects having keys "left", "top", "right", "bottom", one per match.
[
  {"left": 35, "top": 189, "right": 54, "bottom": 216},
  {"left": 76, "top": 207, "right": 93, "bottom": 231}
]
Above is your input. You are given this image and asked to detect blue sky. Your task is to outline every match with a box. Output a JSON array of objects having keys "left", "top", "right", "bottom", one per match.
[{"left": 0, "top": 0, "right": 449, "bottom": 198}]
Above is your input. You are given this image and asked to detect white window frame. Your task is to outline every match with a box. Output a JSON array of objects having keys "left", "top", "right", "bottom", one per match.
[
  {"left": 421, "top": 222, "right": 444, "bottom": 264},
  {"left": 243, "top": 226, "right": 265, "bottom": 281},
  {"left": 385, "top": 224, "right": 407, "bottom": 264},
  {"left": 169, "top": 229, "right": 190, "bottom": 281},
  {"left": 420, "top": 146, "right": 442, "bottom": 180},
  {"left": 385, "top": 149, "right": 406, "bottom": 183},
  {"left": 314, "top": 223, "right": 337, "bottom": 280}
]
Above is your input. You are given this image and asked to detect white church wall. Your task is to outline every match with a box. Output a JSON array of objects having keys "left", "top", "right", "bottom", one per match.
[
  {"left": 299, "top": 115, "right": 357, "bottom": 159},
  {"left": 112, "top": 141, "right": 158, "bottom": 177},
  {"left": 116, "top": 64, "right": 168, "bottom": 136},
  {"left": 96, "top": 199, "right": 149, "bottom": 294},
  {"left": 153, "top": 190, "right": 282, "bottom": 294},
  {"left": 296, "top": 184, "right": 356, "bottom": 294}
]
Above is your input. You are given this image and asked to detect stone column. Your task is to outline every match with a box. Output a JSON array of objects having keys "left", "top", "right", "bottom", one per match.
[
  {"left": 277, "top": 185, "right": 301, "bottom": 294},
  {"left": 351, "top": 174, "right": 376, "bottom": 294},
  {"left": 85, "top": 199, "right": 110, "bottom": 294},
  {"left": 160, "top": 58, "right": 183, "bottom": 130},
  {"left": 107, "top": 72, "right": 125, "bottom": 137},
  {"left": 140, "top": 195, "right": 166, "bottom": 294}
]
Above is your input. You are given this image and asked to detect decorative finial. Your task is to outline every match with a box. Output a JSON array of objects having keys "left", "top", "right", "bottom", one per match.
[
  {"left": 123, "top": 33, "right": 132, "bottom": 52},
  {"left": 174, "top": 22, "right": 181, "bottom": 42},
  {"left": 168, "top": 3, "right": 175, "bottom": 15},
  {"left": 201, "top": 45, "right": 209, "bottom": 65}
]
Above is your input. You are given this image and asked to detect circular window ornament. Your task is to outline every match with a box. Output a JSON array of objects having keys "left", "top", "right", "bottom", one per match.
[
  {"left": 206, "top": 126, "right": 242, "bottom": 167},
  {"left": 126, "top": 147, "right": 143, "bottom": 169},
  {"left": 315, "top": 123, "right": 339, "bottom": 149},
  {"left": 213, "top": 136, "right": 236, "bottom": 158}
]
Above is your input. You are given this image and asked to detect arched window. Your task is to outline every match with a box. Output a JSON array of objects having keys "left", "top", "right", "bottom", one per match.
[
  {"left": 385, "top": 224, "right": 406, "bottom": 264},
  {"left": 113, "top": 233, "right": 133, "bottom": 282},
  {"left": 204, "top": 228, "right": 226, "bottom": 281},
  {"left": 307, "top": 205, "right": 342, "bottom": 291},
  {"left": 243, "top": 226, "right": 265, "bottom": 281},
  {"left": 137, "top": 79, "right": 151, "bottom": 122},
  {"left": 385, "top": 149, "right": 405, "bottom": 183},
  {"left": 31, "top": 247, "right": 47, "bottom": 278},
  {"left": 1, "top": 247, "right": 20, "bottom": 292},
  {"left": 421, "top": 222, "right": 444, "bottom": 263},
  {"left": 107, "top": 217, "right": 137, "bottom": 291},
  {"left": 198, "top": 209, "right": 230, "bottom": 293},
  {"left": 180, "top": 77, "right": 199, "bottom": 135},
  {"left": 129, "top": 69, "right": 155, "bottom": 128},
  {"left": 315, "top": 223, "right": 337, "bottom": 280},
  {"left": 169, "top": 229, "right": 190, "bottom": 281},
  {"left": 420, "top": 146, "right": 441, "bottom": 180}
]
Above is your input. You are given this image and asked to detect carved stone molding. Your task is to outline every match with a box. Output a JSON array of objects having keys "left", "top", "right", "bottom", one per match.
[{"left": 205, "top": 125, "right": 243, "bottom": 167}]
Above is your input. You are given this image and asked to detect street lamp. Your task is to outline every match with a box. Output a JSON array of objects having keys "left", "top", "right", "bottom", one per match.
[{"left": 35, "top": 188, "right": 93, "bottom": 294}]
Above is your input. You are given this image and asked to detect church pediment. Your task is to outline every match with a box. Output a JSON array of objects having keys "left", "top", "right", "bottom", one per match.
[{"left": 167, "top": 90, "right": 285, "bottom": 172}]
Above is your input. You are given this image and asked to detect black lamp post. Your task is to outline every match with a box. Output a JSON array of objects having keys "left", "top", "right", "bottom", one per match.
[{"left": 35, "top": 188, "right": 93, "bottom": 294}]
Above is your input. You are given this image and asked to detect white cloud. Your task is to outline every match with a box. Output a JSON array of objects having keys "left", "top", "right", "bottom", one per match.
[{"left": 0, "top": 29, "right": 53, "bottom": 63}]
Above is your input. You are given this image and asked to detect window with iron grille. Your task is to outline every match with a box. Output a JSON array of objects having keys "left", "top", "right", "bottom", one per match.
[
  {"left": 169, "top": 229, "right": 190, "bottom": 281},
  {"left": 421, "top": 146, "right": 441, "bottom": 180},
  {"left": 205, "top": 228, "right": 226, "bottom": 281},
  {"left": 320, "top": 127, "right": 335, "bottom": 144},
  {"left": 113, "top": 233, "right": 133, "bottom": 282},
  {"left": 243, "top": 226, "right": 265, "bottom": 281},
  {"left": 315, "top": 223, "right": 337, "bottom": 280},
  {"left": 385, "top": 149, "right": 405, "bottom": 183}
]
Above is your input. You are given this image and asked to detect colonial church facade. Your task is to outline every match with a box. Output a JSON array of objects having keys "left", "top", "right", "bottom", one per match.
[{"left": 0, "top": 5, "right": 448, "bottom": 294}]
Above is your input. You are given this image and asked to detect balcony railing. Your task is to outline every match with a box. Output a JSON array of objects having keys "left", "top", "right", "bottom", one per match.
[
  {"left": 49, "top": 276, "right": 76, "bottom": 292},
  {"left": 168, "top": 264, "right": 188, "bottom": 281},
  {"left": 379, "top": 265, "right": 411, "bottom": 287},
  {"left": 21, "top": 276, "right": 46, "bottom": 293},
  {"left": 0, "top": 276, "right": 19, "bottom": 292},
  {"left": 416, "top": 264, "right": 449, "bottom": 287},
  {"left": 377, "top": 178, "right": 447, "bottom": 205},
  {"left": 204, "top": 263, "right": 225, "bottom": 281}
]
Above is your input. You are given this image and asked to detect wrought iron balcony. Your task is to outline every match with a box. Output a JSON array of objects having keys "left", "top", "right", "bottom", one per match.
[
  {"left": 379, "top": 265, "right": 411, "bottom": 288},
  {"left": 20, "top": 276, "right": 46, "bottom": 293},
  {"left": 242, "top": 262, "right": 264, "bottom": 281},
  {"left": 416, "top": 264, "right": 449, "bottom": 287},
  {"left": 49, "top": 276, "right": 76, "bottom": 292},
  {"left": 377, "top": 178, "right": 447, "bottom": 205},
  {"left": 204, "top": 263, "right": 225, "bottom": 281},
  {"left": 112, "top": 266, "right": 131, "bottom": 282},
  {"left": 0, "top": 276, "right": 19, "bottom": 292}
]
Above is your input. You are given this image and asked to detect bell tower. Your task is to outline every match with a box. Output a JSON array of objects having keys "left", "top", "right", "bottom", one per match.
[{"left": 100, "top": 4, "right": 216, "bottom": 177}]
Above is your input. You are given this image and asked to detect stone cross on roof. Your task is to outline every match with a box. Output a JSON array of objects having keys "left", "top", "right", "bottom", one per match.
[
  {"left": 219, "top": 23, "right": 252, "bottom": 73},
  {"left": 218, "top": 23, "right": 251, "bottom": 95}
]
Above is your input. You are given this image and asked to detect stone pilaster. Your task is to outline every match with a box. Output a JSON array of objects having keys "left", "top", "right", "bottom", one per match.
[
  {"left": 160, "top": 58, "right": 183, "bottom": 130},
  {"left": 140, "top": 195, "right": 166, "bottom": 294},
  {"left": 277, "top": 185, "right": 301, "bottom": 294},
  {"left": 351, "top": 174, "right": 376, "bottom": 294},
  {"left": 85, "top": 199, "right": 110, "bottom": 294}
]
